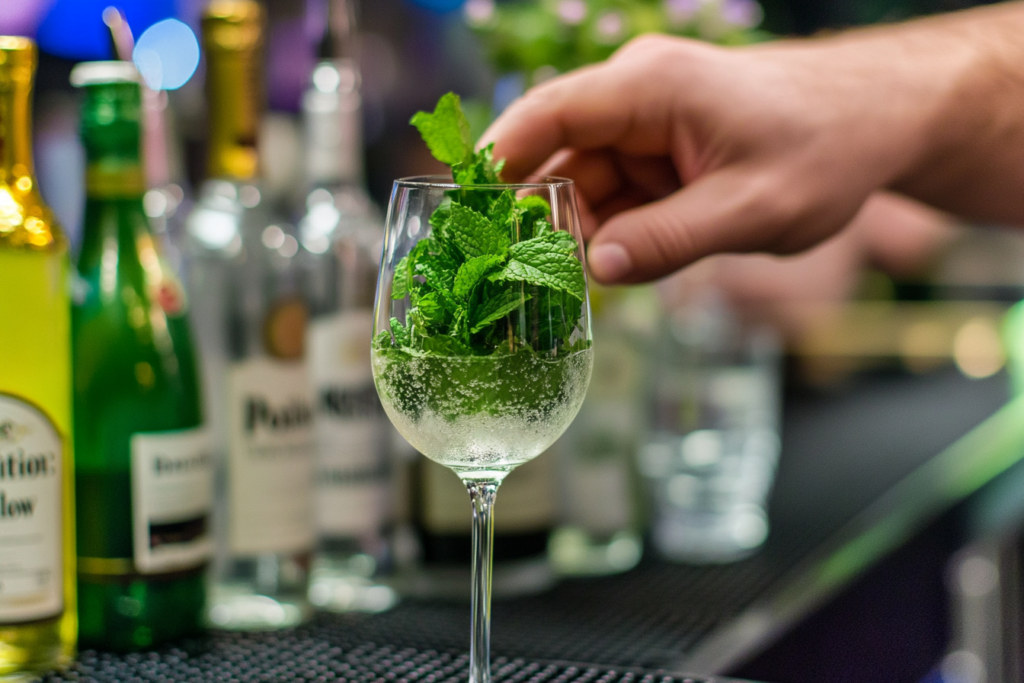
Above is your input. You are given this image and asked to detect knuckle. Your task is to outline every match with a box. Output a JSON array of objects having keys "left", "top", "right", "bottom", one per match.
[{"left": 614, "top": 34, "right": 679, "bottom": 64}]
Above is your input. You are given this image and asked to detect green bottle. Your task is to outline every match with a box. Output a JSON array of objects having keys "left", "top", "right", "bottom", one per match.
[{"left": 71, "top": 62, "right": 211, "bottom": 651}]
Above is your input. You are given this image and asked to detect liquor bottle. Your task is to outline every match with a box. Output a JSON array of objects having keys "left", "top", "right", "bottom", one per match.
[
  {"left": 404, "top": 454, "right": 559, "bottom": 599},
  {"left": 70, "top": 62, "right": 211, "bottom": 651},
  {"left": 187, "top": 0, "right": 315, "bottom": 629},
  {"left": 549, "top": 286, "right": 650, "bottom": 576},
  {"left": 300, "top": 0, "right": 395, "bottom": 614},
  {"left": 0, "top": 36, "right": 76, "bottom": 676}
]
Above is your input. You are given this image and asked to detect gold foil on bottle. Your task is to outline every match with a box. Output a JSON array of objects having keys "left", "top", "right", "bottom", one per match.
[
  {"left": 202, "top": 1, "right": 264, "bottom": 181},
  {"left": 0, "top": 37, "right": 62, "bottom": 251}
]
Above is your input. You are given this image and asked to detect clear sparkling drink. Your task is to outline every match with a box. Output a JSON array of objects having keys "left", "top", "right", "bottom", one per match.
[{"left": 372, "top": 349, "right": 592, "bottom": 478}]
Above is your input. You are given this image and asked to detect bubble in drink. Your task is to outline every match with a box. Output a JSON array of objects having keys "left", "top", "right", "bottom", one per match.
[{"left": 372, "top": 348, "right": 593, "bottom": 478}]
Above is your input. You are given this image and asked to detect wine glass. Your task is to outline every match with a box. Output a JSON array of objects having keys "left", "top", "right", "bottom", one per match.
[{"left": 371, "top": 176, "right": 593, "bottom": 683}]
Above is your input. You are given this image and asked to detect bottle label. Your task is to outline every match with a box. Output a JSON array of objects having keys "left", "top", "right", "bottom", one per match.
[
  {"left": 309, "top": 311, "right": 389, "bottom": 537},
  {"left": 131, "top": 428, "right": 214, "bottom": 574},
  {"left": 228, "top": 358, "right": 315, "bottom": 555},
  {"left": 422, "top": 455, "right": 557, "bottom": 534},
  {"left": 0, "top": 395, "right": 63, "bottom": 623}
]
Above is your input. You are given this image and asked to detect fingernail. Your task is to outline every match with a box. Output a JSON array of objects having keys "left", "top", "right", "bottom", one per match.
[{"left": 588, "top": 243, "right": 632, "bottom": 282}]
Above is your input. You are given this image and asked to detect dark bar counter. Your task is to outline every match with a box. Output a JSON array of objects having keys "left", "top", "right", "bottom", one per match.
[{"left": 42, "top": 366, "right": 1018, "bottom": 683}]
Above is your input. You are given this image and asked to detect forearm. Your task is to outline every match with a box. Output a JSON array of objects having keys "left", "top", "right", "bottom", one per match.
[{"left": 809, "top": 2, "right": 1024, "bottom": 224}]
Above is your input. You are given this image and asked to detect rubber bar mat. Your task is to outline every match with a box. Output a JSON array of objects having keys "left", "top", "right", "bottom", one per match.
[{"left": 40, "top": 629, "right": 738, "bottom": 683}]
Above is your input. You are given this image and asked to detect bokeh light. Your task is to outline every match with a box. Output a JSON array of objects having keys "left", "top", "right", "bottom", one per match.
[
  {"left": 36, "top": 0, "right": 175, "bottom": 61},
  {"left": 404, "top": 0, "right": 466, "bottom": 14},
  {"left": 133, "top": 18, "right": 200, "bottom": 91}
]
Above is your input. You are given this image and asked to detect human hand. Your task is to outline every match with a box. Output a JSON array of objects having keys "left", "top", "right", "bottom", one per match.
[{"left": 482, "top": 4, "right": 1024, "bottom": 284}]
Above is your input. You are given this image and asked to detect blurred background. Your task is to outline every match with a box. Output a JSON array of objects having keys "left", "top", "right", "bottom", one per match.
[
  {"left": 8, "top": 1, "right": 1024, "bottom": 681},
  {"left": 1, "top": 0, "right": 1004, "bottom": 242}
]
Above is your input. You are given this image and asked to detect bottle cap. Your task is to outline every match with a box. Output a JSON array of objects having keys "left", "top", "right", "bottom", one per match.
[{"left": 70, "top": 60, "right": 140, "bottom": 87}]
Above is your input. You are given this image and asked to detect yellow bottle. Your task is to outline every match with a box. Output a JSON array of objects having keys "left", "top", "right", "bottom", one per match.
[{"left": 0, "top": 36, "right": 76, "bottom": 678}]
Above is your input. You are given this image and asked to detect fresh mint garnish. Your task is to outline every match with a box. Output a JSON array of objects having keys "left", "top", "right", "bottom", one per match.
[{"left": 376, "top": 92, "right": 587, "bottom": 358}]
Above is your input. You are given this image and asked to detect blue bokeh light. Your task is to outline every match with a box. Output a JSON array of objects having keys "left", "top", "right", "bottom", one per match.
[
  {"left": 133, "top": 18, "right": 200, "bottom": 91},
  {"left": 403, "top": 0, "right": 466, "bottom": 14},
  {"left": 36, "top": 0, "right": 176, "bottom": 61}
]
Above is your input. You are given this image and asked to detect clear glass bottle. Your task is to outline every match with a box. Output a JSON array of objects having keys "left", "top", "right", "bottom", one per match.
[
  {"left": 0, "top": 35, "right": 76, "bottom": 677},
  {"left": 70, "top": 62, "right": 209, "bottom": 651},
  {"left": 299, "top": 0, "right": 396, "bottom": 614},
  {"left": 186, "top": 0, "right": 315, "bottom": 630},
  {"left": 549, "top": 285, "right": 652, "bottom": 576}
]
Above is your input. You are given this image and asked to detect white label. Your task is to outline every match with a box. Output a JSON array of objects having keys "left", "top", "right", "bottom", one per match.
[
  {"left": 131, "top": 428, "right": 214, "bottom": 573},
  {"left": 423, "top": 454, "right": 557, "bottom": 534},
  {"left": 0, "top": 395, "right": 63, "bottom": 623},
  {"left": 309, "top": 311, "right": 389, "bottom": 536},
  {"left": 228, "top": 358, "right": 315, "bottom": 555}
]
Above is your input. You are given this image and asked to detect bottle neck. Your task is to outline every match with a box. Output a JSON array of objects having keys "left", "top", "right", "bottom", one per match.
[
  {"left": 0, "top": 73, "right": 34, "bottom": 184},
  {"left": 0, "top": 49, "right": 63, "bottom": 253},
  {"left": 84, "top": 138, "right": 146, "bottom": 200},
  {"left": 303, "top": 59, "right": 364, "bottom": 189},
  {"left": 80, "top": 123, "right": 149, "bottom": 269},
  {"left": 205, "top": 48, "right": 262, "bottom": 181}
]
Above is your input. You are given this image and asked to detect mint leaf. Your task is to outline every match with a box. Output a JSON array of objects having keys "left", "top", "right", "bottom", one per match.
[
  {"left": 393, "top": 93, "right": 589, "bottom": 359},
  {"left": 532, "top": 230, "right": 578, "bottom": 254},
  {"left": 453, "top": 142, "right": 503, "bottom": 185},
  {"left": 414, "top": 292, "right": 451, "bottom": 329},
  {"left": 534, "top": 288, "right": 584, "bottom": 350},
  {"left": 390, "top": 317, "right": 410, "bottom": 347},
  {"left": 414, "top": 251, "right": 457, "bottom": 291},
  {"left": 494, "top": 233, "right": 586, "bottom": 300},
  {"left": 420, "top": 334, "right": 473, "bottom": 356},
  {"left": 455, "top": 254, "right": 505, "bottom": 299},
  {"left": 391, "top": 255, "right": 411, "bottom": 300},
  {"left": 409, "top": 93, "right": 472, "bottom": 167},
  {"left": 446, "top": 203, "right": 509, "bottom": 259},
  {"left": 471, "top": 289, "right": 531, "bottom": 333},
  {"left": 531, "top": 218, "right": 553, "bottom": 240}
]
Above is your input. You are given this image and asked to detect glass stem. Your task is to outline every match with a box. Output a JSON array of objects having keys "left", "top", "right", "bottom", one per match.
[{"left": 466, "top": 479, "right": 499, "bottom": 683}]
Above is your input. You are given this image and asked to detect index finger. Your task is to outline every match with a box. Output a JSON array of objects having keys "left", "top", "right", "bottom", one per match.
[{"left": 480, "top": 58, "right": 674, "bottom": 181}]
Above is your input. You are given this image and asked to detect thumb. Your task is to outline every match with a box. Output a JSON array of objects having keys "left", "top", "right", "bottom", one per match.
[{"left": 586, "top": 167, "right": 863, "bottom": 284}]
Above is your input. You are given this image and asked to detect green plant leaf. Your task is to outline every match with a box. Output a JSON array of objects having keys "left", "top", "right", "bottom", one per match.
[
  {"left": 471, "top": 289, "right": 531, "bottom": 333},
  {"left": 401, "top": 93, "right": 587, "bottom": 357},
  {"left": 453, "top": 142, "right": 503, "bottom": 185},
  {"left": 420, "top": 334, "right": 473, "bottom": 357},
  {"left": 390, "top": 317, "right": 410, "bottom": 347},
  {"left": 446, "top": 202, "right": 509, "bottom": 259},
  {"left": 415, "top": 292, "right": 451, "bottom": 329},
  {"left": 391, "top": 255, "right": 411, "bottom": 300},
  {"left": 494, "top": 233, "right": 586, "bottom": 300},
  {"left": 410, "top": 93, "right": 472, "bottom": 167},
  {"left": 455, "top": 254, "right": 505, "bottom": 299},
  {"left": 414, "top": 251, "right": 458, "bottom": 291}
]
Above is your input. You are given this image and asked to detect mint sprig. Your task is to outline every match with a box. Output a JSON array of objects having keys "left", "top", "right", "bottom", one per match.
[{"left": 376, "top": 92, "right": 587, "bottom": 358}]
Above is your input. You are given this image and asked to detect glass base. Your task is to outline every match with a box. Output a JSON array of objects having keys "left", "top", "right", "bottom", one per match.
[
  {"left": 208, "top": 553, "right": 312, "bottom": 630},
  {"left": 653, "top": 505, "right": 770, "bottom": 564},
  {"left": 389, "top": 555, "right": 555, "bottom": 600},
  {"left": 309, "top": 554, "right": 397, "bottom": 613},
  {"left": 206, "top": 585, "right": 312, "bottom": 631},
  {"left": 549, "top": 527, "right": 642, "bottom": 577}
]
